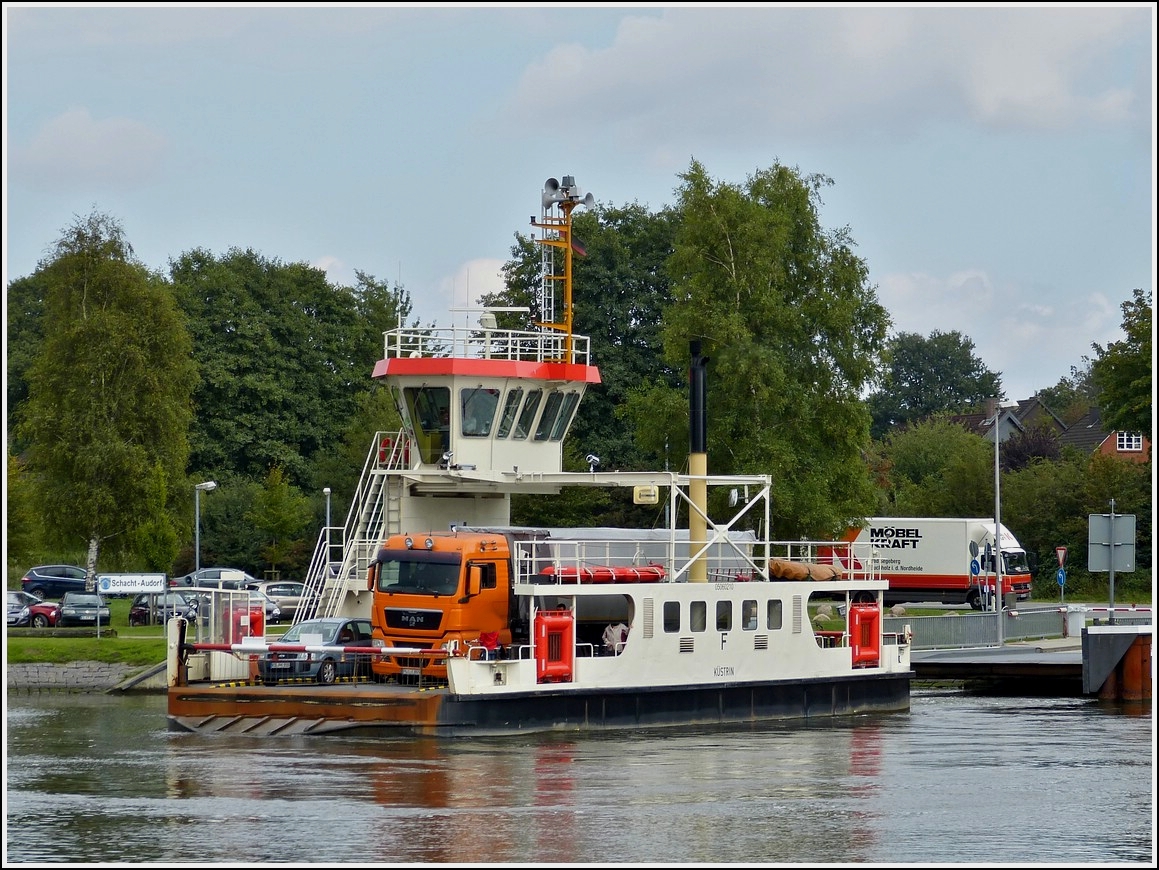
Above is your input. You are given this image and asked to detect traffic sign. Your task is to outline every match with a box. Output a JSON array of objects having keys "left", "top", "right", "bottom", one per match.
[
  {"left": 1055, "top": 546, "right": 1067, "bottom": 567},
  {"left": 1057, "top": 567, "right": 1066, "bottom": 587},
  {"left": 970, "top": 559, "right": 980, "bottom": 576}
]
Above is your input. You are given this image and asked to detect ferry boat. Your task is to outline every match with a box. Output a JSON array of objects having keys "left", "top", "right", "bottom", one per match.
[{"left": 166, "top": 176, "right": 913, "bottom": 737}]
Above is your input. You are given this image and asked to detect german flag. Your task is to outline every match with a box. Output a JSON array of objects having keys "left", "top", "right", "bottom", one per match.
[{"left": 570, "top": 237, "right": 587, "bottom": 257}]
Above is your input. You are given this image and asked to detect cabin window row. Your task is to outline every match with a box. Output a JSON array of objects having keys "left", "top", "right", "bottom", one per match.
[
  {"left": 662, "top": 599, "right": 784, "bottom": 633},
  {"left": 398, "top": 385, "right": 582, "bottom": 455}
]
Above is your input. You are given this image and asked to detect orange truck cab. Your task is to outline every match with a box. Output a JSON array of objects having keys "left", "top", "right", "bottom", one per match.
[{"left": 366, "top": 530, "right": 530, "bottom": 683}]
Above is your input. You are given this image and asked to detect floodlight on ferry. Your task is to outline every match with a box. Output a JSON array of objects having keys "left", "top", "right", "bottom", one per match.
[
  {"left": 586, "top": 454, "right": 600, "bottom": 472},
  {"left": 425, "top": 537, "right": 434, "bottom": 550},
  {"left": 479, "top": 311, "right": 497, "bottom": 330},
  {"left": 405, "top": 537, "right": 414, "bottom": 549}
]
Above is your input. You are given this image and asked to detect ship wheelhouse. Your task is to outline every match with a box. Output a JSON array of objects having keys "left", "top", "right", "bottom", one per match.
[{"left": 373, "top": 325, "right": 600, "bottom": 476}]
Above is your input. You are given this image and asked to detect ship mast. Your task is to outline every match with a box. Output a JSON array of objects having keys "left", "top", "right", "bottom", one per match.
[{"left": 532, "top": 176, "right": 594, "bottom": 361}]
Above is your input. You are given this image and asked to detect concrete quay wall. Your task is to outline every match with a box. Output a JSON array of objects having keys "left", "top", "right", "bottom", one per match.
[{"left": 7, "top": 661, "right": 166, "bottom": 693}]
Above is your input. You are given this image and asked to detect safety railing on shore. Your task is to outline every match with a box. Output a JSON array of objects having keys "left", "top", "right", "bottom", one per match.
[{"left": 886, "top": 604, "right": 1153, "bottom": 650}]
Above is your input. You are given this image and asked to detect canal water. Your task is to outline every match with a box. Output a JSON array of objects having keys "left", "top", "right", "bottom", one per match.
[{"left": 3, "top": 688, "right": 1153, "bottom": 865}]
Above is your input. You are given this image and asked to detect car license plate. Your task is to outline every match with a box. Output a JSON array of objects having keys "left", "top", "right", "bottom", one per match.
[
  {"left": 80, "top": 615, "right": 95, "bottom": 621},
  {"left": 401, "top": 668, "right": 420, "bottom": 676},
  {"left": 270, "top": 662, "right": 291, "bottom": 669}
]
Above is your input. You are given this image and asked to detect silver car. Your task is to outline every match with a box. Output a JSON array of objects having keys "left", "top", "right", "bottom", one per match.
[{"left": 245, "top": 580, "right": 306, "bottom": 621}]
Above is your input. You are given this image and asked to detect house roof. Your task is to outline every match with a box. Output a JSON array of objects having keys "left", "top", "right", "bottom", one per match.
[{"left": 1057, "top": 407, "right": 1108, "bottom": 453}]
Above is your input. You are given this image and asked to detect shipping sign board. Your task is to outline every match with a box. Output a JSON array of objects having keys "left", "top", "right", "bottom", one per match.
[{"left": 97, "top": 573, "right": 167, "bottom": 595}]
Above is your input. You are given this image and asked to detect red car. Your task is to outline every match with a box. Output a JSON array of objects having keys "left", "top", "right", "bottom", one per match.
[{"left": 7, "top": 591, "right": 60, "bottom": 628}]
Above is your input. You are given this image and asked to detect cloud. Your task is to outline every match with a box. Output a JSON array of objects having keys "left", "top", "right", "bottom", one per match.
[
  {"left": 505, "top": 7, "right": 1147, "bottom": 151},
  {"left": 876, "top": 270, "right": 1128, "bottom": 397},
  {"left": 422, "top": 258, "right": 507, "bottom": 327},
  {"left": 10, "top": 108, "right": 169, "bottom": 190},
  {"left": 313, "top": 255, "right": 348, "bottom": 285}
]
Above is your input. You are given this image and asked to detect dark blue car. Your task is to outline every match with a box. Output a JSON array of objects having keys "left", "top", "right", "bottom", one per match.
[{"left": 20, "top": 565, "right": 88, "bottom": 600}]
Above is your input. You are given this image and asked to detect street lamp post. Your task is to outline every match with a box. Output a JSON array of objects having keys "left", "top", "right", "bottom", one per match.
[
  {"left": 992, "top": 400, "right": 1018, "bottom": 646},
  {"left": 323, "top": 487, "right": 332, "bottom": 562},
  {"left": 194, "top": 480, "right": 217, "bottom": 573}
]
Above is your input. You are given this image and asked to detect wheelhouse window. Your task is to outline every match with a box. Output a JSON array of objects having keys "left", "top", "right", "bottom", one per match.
[
  {"left": 495, "top": 388, "right": 523, "bottom": 438},
  {"left": 549, "top": 391, "right": 581, "bottom": 441},
  {"left": 512, "top": 389, "right": 542, "bottom": 439},
  {"left": 402, "top": 386, "right": 450, "bottom": 464},
  {"left": 534, "top": 391, "right": 566, "bottom": 441},
  {"left": 461, "top": 387, "right": 499, "bottom": 437}
]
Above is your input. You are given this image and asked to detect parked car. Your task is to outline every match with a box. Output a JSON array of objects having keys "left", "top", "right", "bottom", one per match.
[
  {"left": 20, "top": 565, "right": 88, "bottom": 600},
  {"left": 55, "top": 592, "right": 111, "bottom": 628},
  {"left": 170, "top": 567, "right": 259, "bottom": 589},
  {"left": 128, "top": 592, "right": 199, "bottom": 627},
  {"left": 8, "top": 591, "right": 42, "bottom": 627},
  {"left": 257, "top": 617, "right": 375, "bottom": 685},
  {"left": 244, "top": 580, "right": 306, "bottom": 620}
]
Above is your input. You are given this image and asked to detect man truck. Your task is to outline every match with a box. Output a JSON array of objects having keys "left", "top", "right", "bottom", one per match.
[
  {"left": 364, "top": 526, "right": 757, "bottom": 684},
  {"left": 821, "top": 517, "right": 1037, "bottom": 609}
]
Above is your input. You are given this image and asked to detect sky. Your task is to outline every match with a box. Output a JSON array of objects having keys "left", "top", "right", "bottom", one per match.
[{"left": 3, "top": 3, "right": 1155, "bottom": 402}]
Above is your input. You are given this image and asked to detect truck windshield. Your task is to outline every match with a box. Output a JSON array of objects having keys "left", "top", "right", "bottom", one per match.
[
  {"left": 375, "top": 550, "right": 462, "bottom": 596},
  {"left": 1003, "top": 551, "right": 1030, "bottom": 573}
]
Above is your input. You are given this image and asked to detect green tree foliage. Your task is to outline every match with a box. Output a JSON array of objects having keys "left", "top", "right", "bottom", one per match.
[
  {"left": 169, "top": 250, "right": 410, "bottom": 486},
  {"left": 17, "top": 211, "right": 196, "bottom": 585},
  {"left": 6, "top": 453, "right": 40, "bottom": 565},
  {"left": 875, "top": 418, "right": 995, "bottom": 518},
  {"left": 1091, "top": 288, "right": 1152, "bottom": 439},
  {"left": 5, "top": 274, "right": 51, "bottom": 455},
  {"left": 125, "top": 463, "right": 182, "bottom": 572},
  {"left": 1081, "top": 453, "right": 1152, "bottom": 572},
  {"left": 310, "top": 385, "right": 405, "bottom": 534},
  {"left": 1036, "top": 360, "right": 1097, "bottom": 426},
  {"left": 248, "top": 465, "right": 313, "bottom": 578},
  {"left": 621, "top": 159, "right": 889, "bottom": 538},
  {"left": 1000, "top": 452, "right": 1091, "bottom": 585},
  {"left": 1003, "top": 451, "right": 1151, "bottom": 595},
  {"left": 867, "top": 330, "right": 1002, "bottom": 439},
  {"left": 187, "top": 475, "right": 263, "bottom": 577}
]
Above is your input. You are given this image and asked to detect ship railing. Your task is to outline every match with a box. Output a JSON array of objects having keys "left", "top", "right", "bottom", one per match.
[
  {"left": 384, "top": 326, "right": 591, "bottom": 366},
  {"left": 463, "top": 641, "right": 598, "bottom": 662},
  {"left": 512, "top": 536, "right": 769, "bottom": 585},
  {"left": 176, "top": 634, "right": 454, "bottom": 687}
]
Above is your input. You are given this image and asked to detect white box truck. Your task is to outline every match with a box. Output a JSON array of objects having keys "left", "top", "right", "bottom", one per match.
[{"left": 822, "top": 518, "right": 1037, "bottom": 609}]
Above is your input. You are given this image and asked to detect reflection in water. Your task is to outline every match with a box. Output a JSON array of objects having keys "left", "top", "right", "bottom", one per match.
[{"left": 4, "top": 692, "right": 1153, "bottom": 864}]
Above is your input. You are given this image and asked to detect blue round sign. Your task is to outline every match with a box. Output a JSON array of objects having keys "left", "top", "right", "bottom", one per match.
[
  {"left": 1057, "top": 567, "right": 1066, "bottom": 587},
  {"left": 970, "top": 559, "right": 980, "bottom": 576}
]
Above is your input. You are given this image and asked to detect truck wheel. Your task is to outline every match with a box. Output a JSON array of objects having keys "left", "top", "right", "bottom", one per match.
[{"left": 967, "top": 590, "right": 982, "bottom": 610}]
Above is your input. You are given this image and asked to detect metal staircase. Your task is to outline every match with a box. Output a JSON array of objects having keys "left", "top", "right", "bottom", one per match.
[{"left": 297, "top": 431, "right": 406, "bottom": 622}]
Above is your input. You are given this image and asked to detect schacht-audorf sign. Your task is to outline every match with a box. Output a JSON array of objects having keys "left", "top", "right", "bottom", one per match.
[{"left": 97, "top": 573, "right": 167, "bottom": 594}]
